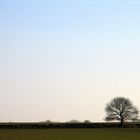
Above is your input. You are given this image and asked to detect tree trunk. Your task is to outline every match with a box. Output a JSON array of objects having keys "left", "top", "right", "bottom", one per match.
[{"left": 120, "top": 118, "right": 124, "bottom": 128}]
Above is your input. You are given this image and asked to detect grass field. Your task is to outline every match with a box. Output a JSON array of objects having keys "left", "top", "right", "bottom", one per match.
[{"left": 0, "top": 128, "right": 140, "bottom": 140}]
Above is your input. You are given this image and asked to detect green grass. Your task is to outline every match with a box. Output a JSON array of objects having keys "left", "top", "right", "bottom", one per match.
[{"left": 0, "top": 128, "right": 140, "bottom": 140}]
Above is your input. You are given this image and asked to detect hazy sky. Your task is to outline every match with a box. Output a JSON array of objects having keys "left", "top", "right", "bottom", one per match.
[{"left": 1, "top": 0, "right": 140, "bottom": 122}]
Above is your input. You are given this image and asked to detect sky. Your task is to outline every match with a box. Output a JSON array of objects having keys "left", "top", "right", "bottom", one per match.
[{"left": 0, "top": 0, "right": 140, "bottom": 122}]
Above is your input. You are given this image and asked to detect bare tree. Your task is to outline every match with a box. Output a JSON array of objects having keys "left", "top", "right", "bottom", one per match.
[
  {"left": 84, "top": 120, "right": 90, "bottom": 123},
  {"left": 105, "top": 97, "right": 139, "bottom": 127}
]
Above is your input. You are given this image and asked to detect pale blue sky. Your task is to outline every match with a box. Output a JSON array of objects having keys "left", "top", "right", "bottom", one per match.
[{"left": 0, "top": 0, "right": 140, "bottom": 122}]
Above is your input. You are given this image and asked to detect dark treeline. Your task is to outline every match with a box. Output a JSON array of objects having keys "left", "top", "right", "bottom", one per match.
[{"left": 0, "top": 122, "right": 140, "bottom": 129}]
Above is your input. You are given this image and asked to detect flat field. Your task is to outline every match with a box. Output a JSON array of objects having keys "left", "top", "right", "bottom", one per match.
[{"left": 0, "top": 128, "right": 140, "bottom": 140}]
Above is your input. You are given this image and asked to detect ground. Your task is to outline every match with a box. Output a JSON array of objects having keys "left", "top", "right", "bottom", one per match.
[{"left": 0, "top": 128, "right": 140, "bottom": 140}]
